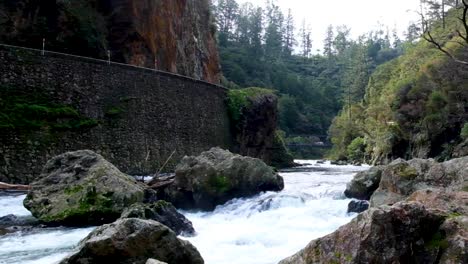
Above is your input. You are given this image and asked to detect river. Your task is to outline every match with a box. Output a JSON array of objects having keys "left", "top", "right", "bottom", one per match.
[{"left": 0, "top": 160, "right": 369, "bottom": 264}]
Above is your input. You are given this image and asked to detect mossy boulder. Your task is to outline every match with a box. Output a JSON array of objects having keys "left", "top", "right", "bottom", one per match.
[
  {"left": 23, "top": 150, "right": 145, "bottom": 226},
  {"left": 59, "top": 218, "right": 204, "bottom": 264},
  {"left": 121, "top": 201, "right": 195, "bottom": 236},
  {"left": 162, "top": 147, "right": 284, "bottom": 211}
]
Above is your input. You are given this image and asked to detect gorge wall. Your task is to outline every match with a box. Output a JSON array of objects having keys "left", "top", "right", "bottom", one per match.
[
  {"left": 0, "top": 0, "right": 221, "bottom": 83},
  {"left": 0, "top": 45, "right": 231, "bottom": 184}
]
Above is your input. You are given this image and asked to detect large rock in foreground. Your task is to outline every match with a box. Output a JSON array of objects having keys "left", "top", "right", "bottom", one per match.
[
  {"left": 24, "top": 150, "right": 145, "bottom": 226},
  {"left": 163, "top": 147, "right": 284, "bottom": 211},
  {"left": 279, "top": 196, "right": 467, "bottom": 264},
  {"left": 370, "top": 157, "right": 468, "bottom": 207},
  {"left": 121, "top": 201, "right": 195, "bottom": 236},
  {"left": 60, "top": 218, "right": 204, "bottom": 264}
]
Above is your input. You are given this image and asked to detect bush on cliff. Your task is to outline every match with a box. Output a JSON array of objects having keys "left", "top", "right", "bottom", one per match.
[{"left": 227, "top": 87, "right": 275, "bottom": 122}]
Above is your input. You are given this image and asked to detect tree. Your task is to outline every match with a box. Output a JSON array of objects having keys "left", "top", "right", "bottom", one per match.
[
  {"left": 283, "top": 9, "right": 296, "bottom": 56},
  {"left": 323, "top": 24, "right": 334, "bottom": 58},
  {"left": 300, "top": 20, "right": 312, "bottom": 58},
  {"left": 333, "top": 25, "right": 351, "bottom": 56},
  {"left": 215, "top": 0, "right": 239, "bottom": 46},
  {"left": 422, "top": 0, "right": 468, "bottom": 65},
  {"left": 248, "top": 7, "right": 264, "bottom": 57},
  {"left": 264, "top": 0, "right": 284, "bottom": 59}
]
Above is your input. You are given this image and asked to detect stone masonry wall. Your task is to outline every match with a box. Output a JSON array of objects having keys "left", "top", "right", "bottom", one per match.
[{"left": 0, "top": 45, "right": 232, "bottom": 184}]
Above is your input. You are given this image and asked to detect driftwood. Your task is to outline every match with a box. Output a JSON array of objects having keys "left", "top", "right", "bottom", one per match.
[
  {"left": 0, "top": 182, "right": 30, "bottom": 191},
  {"left": 148, "top": 175, "right": 175, "bottom": 190}
]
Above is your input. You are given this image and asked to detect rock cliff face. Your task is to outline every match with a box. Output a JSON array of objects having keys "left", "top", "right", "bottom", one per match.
[{"left": 0, "top": 0, "right": 220, "bottom": 83}]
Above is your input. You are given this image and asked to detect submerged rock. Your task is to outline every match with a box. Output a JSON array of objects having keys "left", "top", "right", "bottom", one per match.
[
  {"left": 59, "top": 218, "right": 204, "bottom": 264},
  {"left": 162, "top": 147, "right": 284, "bottom": 211},
  {"left": 344, "top": 166, "right": 383, "bottom": 200},
  {"left": 279, "top": 199, "right": 466, "bottom": 264},
  {"left": 120, "top": 201, "right": 195, "bottom": 236},
  {"left": 0, "top": 214, "right": 41, "bottom": 235},
  {"left": 347, "top": 200, "right": 369, "bottom": 214},
  {"left": 24, "top": 150, "right": 145, "bottom": 226},
  {"left": 370, "top": 157, "right": 468, "bottom": 207}
]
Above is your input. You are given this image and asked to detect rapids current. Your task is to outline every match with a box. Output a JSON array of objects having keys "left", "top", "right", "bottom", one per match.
[{"left": 0, "top": 160, "right": 369, "bottom": 264}]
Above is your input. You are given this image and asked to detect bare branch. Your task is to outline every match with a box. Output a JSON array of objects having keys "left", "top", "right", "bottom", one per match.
[{"left": 422, "top": 1, "right": 468, "bottom": 65}]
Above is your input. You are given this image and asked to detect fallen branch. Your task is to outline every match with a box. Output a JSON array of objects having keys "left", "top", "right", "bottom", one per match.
[
  {"left": 148, "top": 175, "right": 176, "bottom": 189},
  {"left": 0, "top": 182, "right": 30, "bottom": 191}
]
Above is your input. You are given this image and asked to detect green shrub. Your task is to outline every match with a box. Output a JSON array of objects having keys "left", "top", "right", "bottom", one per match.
[
  {"left": 461, "top": 123, "right": 468, "bottom": 139},
  {"left": 347, "top": 137, "right": 366, "bottom": 162},
  {"left": 227, "top": 87, "right": 275, "bottom": 122}
]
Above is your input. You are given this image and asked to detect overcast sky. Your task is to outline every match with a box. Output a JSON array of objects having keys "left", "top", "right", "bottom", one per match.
[{"left": 236, "top": 0, "right": 421, "bottom": 52}]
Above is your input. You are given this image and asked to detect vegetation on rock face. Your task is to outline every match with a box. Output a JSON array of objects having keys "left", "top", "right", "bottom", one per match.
[
  {"left": 329, "top": 8, "right": 468, "bottom": 164},
  {"left": 227, "top": 87, "right": 275, "bottom": 122},
  {"left": 461, "top": 123, "right": 468, "bottom": 139},
  {"left": 0, "top": 88, "right": 98, "bottom": 131}
]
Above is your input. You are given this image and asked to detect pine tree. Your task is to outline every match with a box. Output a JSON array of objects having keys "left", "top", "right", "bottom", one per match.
[
  {"left": 300, "top": 20, "right": 312, "bottom": 58},
  {"left": 283, "top": 9, "right": 296, "bottom": 56}
]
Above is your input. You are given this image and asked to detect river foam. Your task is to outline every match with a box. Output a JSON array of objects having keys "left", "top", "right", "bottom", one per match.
[
  {"left": 0, "top": 160, "right": 368, "bottom": 264},
  {"left": 182, "top": 161, "right": 369, "bottom": 264}
]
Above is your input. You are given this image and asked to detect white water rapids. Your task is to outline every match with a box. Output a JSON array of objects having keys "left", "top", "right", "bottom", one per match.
[{"left": 0, "top": 161, "right": 369, "bottom": 264}]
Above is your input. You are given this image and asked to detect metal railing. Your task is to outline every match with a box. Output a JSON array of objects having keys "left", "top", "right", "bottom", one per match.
[{"left": 0, "top": 43, "right": 226, "bottom": 90}]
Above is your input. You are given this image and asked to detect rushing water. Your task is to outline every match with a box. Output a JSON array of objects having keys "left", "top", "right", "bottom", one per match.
[{"left": 0, "top": 161, "right": 368, "bottom": 264}]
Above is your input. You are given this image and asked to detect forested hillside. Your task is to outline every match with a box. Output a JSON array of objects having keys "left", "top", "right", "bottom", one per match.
[
  {"left": 329, "top": 6, "right": 468, "bottom": 164},
  {"left": 212, "top": 0, "right": 406, "bottom": 138}
]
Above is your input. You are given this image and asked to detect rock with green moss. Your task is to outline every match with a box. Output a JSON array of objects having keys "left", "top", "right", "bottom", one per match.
[
  {"left": 121, "top": 201, "right": 195, "bottom": 236},
  {"left": 59, "top": 218, "right": 204, "bottom": 264},
  {"left": 162, "top": 147, "right": 284, "bottom": 211},
  {"left": 370, "top": 157, "right": 468, "bottom": 207},
  {"left": 23, "top": 150, "right": 145, "bottom": 226}
]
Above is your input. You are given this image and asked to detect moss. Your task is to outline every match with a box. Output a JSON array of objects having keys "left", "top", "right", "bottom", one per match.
[
  {"left": 207, "top": 174, "right": 230, "bottom": 194},
  {"left": 64, "top": 185, "right": 84, "bottom": 195},
  {"left": 446, "top": 212, "right": 462, "bottom": 219},
  {"left": 0, "top": 89, "right": 98, "bottom": 131},
  {"left": 394, "top": 164, "right": 418, "bottom": 179},
  {"left": 105, "top": 106, "right": 124, "bottom": 117},
  {"left": 425, "top": 231, "right": 449, "bottom": 250},
  {"left": 227, "top": 87, "right": 275, "bottom": 122},
  {"left": 462, "top": 186, "right": 468, "bottom": 192}
]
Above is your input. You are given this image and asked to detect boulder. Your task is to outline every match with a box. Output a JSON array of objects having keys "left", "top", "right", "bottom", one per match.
[
  {"left": 344, "top": 166, "right": 383, "bottom": 200},
  {"left": 370, "top": 157, "right": 468, "bottom": 207},
  {"left": 59, "top": 218, "right": 203, "bottom": 264},
  {"left": 347, "top": 200, "right": 369, "bottom": 214},
  {"left": 23, "top": 150, "right": 145, "bottom": 226},
  {"left": 0, "top": 214, "right": 41, "bottom": 235},
  {"left": 279, "top": 198, "right": 466, "bottom": 264},
  {"left": 120, "top": 201, "right": 195, "bottom": 236},
  {"left": 162, "top": 147, "right": 284, "bottom": 211}
]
